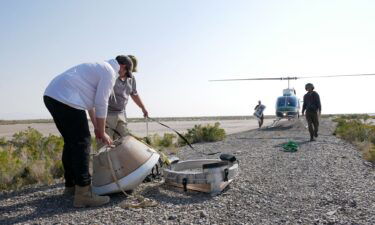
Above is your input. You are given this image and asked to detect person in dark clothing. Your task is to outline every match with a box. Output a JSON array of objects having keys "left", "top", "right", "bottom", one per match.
[{"left": 302, "top": 83, "right": 321, "bottom": 141}]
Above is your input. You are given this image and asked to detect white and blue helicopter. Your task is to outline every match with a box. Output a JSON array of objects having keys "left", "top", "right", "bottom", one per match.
[{"left": 210, "top": 73, "right": 375, "bottom": 126}]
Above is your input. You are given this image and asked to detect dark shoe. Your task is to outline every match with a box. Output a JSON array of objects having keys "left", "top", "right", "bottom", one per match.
[
  {"left": 310, "top": 137, "right": 316, "bottom": 142},
  {"left": 314, "top": 131, "right": 318, "bottom": 137}
]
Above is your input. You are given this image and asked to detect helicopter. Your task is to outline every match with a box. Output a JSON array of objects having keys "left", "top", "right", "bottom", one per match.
[{"left": 210, "top": 73, "right": 375, "bottom": 126}]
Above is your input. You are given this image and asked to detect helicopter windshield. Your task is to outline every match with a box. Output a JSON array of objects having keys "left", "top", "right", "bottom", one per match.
[{"left": 277, "top": 97, "right": 298, "bottom": 107}]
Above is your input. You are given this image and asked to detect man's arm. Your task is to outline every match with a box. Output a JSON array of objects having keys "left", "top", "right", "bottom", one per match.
[
  {"left": 88, "top": 109, "right": 112, "bottom": 145},
  {"left": 88, "top": 108, "right": 101, "bottom": 139},
  {"left": 131, "top": 94, "right": 148, "bottom": 118},
  {"left": 302, "top": 95, "right": 306, "bottom": 115},
  {"left": 88, "top": 108, "right": 101, "bottom": 140},
  {"left": 88, "top": 109, "right": 97, "bottom": 129},
  {"left": 315, "top": 92, "right": 321, "bottom": 115},
  {"left": 96, "top": 117, "right": 112, "bottom": 145}
]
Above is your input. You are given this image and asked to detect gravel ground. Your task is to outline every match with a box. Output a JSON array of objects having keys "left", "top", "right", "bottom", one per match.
[{"left": 1, "top": 118, "right": 374, "bottom": 225}]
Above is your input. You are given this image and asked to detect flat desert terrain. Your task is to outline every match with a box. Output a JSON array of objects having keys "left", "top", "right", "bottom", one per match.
[{"left": 0, "top": 118, "right": 274, "bottom": 139}]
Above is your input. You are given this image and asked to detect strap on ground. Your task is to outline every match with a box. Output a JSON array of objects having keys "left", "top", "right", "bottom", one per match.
[{"left": 105, "top": 146, "right": 158, "bottom": 209}]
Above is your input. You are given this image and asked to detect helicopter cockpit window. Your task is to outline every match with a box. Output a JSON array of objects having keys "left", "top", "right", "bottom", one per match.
[
  {"left": 286, "top": 97, "right": 297, "bottom": 107},
  {"left": 277, "top": 97, "right": 297, "bottom": 107},
  {"left": 277, "top": 97, "right": 286, "bottom": 107}
]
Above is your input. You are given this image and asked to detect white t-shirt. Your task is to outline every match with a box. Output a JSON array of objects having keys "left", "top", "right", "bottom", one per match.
[{"left": 44, "top": 59, "right": 119, "bottom": 118}]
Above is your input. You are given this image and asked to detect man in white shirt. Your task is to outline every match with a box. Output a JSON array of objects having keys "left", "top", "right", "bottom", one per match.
[{"left": 43, "top": 55, "right": 129, "bottom": 207}]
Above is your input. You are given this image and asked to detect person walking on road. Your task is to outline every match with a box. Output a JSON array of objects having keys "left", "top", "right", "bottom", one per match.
[
  {"left": 302, "top": 83, "right": 321, "bottom": 141},
  {"left": 254, "top": 100, "right": 265, "bottom": 128}
]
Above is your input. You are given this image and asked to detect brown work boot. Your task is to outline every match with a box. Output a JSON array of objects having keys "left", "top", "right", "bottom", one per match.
[
  {"left": 73, "top": 185, "right": 110, "bottom": 208},
  {"left": 63, "top": 186, "right": 75, "bottom": 196}
]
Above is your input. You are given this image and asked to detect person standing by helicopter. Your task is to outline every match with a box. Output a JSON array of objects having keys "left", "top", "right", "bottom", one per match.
[
  {"left": 302, "top": 83, "right": 321, "bottom": 141},
  {"left": 254, "top": 100, "right": 266, "bottom": 128}
]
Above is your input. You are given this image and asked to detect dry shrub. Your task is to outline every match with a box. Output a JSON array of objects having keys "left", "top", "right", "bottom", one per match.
[
  {"left": 0, "top": 137, "right": 6, "bottom": 145},
  {"left": 178, "top": 122, "right": 226, "bottom": 145},
  {"left": 0, "top": 128, "right": 65, "bottom": 190},
  {"left": 146, "top": 133, "right": 179, "bottom": 154},
  {"left": 334, "top": 117, "right": 375, "bottom": 144},
  {"left": 29, "top": 160, "right": 49, "bottom": 184},
  {"left": 0, "top": 146, "right": 23, "bottom": 189},
  {"left": 334, "top": 116, "right": 375, "bottom": 163},
  {"left": 151, "top": 133, "right": 176, "bottom": 148},
  {"left": 358, "top": 142, "right": 375, "bottom": 162},
  {"left": 140, "top": 123, "right": 226, "bottom": 154},
  {"left": 50, "top": 159, "right": 64, "bottom": 178}
]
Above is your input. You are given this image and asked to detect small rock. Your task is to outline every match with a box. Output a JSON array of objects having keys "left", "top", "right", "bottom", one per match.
[
  {"left": 363, "top": 161, "right": 373, "bottom": 167},
  {"left": 326, "top": 210, "right": 337, "bottom": 216},
  {"left": 199, "top": 210, "right": 208, "bottom": 218},
  {"left": 168, "top": 214, "right": 177, "bottom": 220},
  {"left": 349, "top": 200, "right": 357, "bottom": 208}
]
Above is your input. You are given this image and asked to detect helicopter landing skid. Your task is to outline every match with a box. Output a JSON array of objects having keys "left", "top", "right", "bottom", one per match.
[{"left": 268, "top": 118, "right": 281, "bottom": 128}]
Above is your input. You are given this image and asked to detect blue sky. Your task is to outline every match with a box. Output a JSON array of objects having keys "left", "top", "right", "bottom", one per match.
[{"left": 1, "top": 0, "right": 375, "bottom": 119}]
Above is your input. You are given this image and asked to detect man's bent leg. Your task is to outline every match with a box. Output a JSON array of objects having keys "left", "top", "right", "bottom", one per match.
[
  {"left": 69, "top": 113, "right": 110, "bottom": 208},
  {"left": 306, "top": 112, "right": 315, "bottom": 141},
  {"left": 49, "top": 98, "right": 92, "bottom": 186},
  {"left": 70, "top": 135, "right": 91, "bottom": 186},
  {"left": 44, "top": 96, "right": 75, "bottom": 187},
  {"left": 312, "top": 112, "right": 319, "bottom": 137},
  {"left": 62, "top": 143, "right": 75, "bottom": 187},
  {"left": 64, "top": 111, "right": 92, "bottom": 186},
  {"left": 116, "top": 114, "right": 130, "bottom": 137},
  {"left": 260, "top": 115, "right": 264, "bottom": 128}
]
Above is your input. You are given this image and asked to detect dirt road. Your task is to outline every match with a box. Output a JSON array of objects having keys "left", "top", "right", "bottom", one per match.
[{"left": 0, "top": 118, "right": 274, "bottom": 139}]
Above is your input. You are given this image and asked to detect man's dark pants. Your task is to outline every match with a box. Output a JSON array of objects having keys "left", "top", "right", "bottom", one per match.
[
  {"left": 44, "top": 96, "right": 91, "bottom": 187},
  {"left": 306, "top": 111, "right": 319, "bottom": 139},
  {"left": 258, "top": 115, "right": 264, "bottom": 128}
]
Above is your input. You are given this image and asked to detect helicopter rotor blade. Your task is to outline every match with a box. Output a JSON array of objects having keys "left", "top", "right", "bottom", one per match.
[
  {"left": 210, "top": 73, "right": 375, "bottom": 82},
  {"left": 209, "top": 77, "right": 298, "bottom": 82},
  {"left": 297, "top": 73, "right": 375, "bottom": 79}
]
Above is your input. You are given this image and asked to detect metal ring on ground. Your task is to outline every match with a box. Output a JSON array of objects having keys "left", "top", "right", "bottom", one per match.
[{"left": 163, "top": 159, "right": 239, "bottom": 195}]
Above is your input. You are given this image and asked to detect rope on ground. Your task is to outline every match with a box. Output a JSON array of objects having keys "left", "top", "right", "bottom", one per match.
[
  {"left": 105, "top": 147, "right": 158, "bottom": 209},
  {"left": 282, "top": 140, "right": 298, "bottom": 152}
]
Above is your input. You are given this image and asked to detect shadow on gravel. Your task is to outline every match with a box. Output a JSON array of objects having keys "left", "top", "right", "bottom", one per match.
[
  {"left": 261, "top": 125, "right": 294, "bottom": 131},
  {"left": 139, "top": 183, "right": 214, "bottom": 205},
  {"left": 0, "top": 183, "right": 63, "bottom": 201},
  {"left": 0, "top": 193, "right": 89, "bottom": 225},
  {"left": 0, "top": 182, "right": 126, "bottom": 225},
  {"left": 237, "top": 136, "right": 307, "bottom": 140}
]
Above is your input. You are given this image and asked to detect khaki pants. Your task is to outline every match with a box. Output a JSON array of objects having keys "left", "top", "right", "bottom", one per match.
[{"left": 97, "top": 113, "right": 129, "bottom": 149}]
